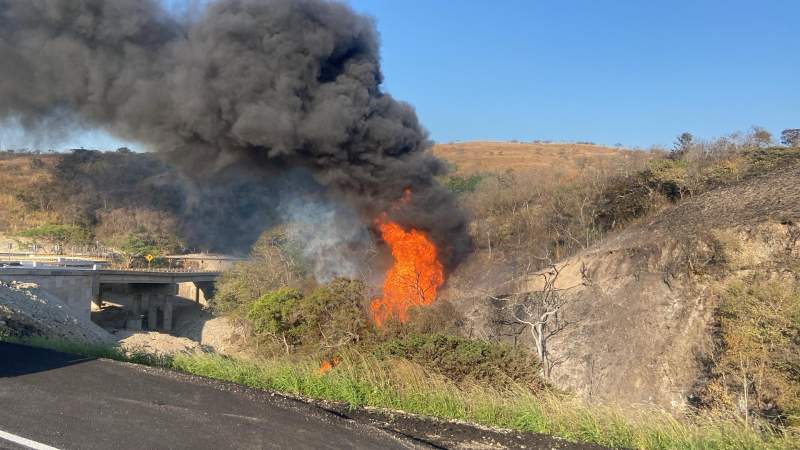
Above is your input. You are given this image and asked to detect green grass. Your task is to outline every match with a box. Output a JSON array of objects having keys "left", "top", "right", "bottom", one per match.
[{"left": 3, "top": 335, "right": 798, "bottom": 450}]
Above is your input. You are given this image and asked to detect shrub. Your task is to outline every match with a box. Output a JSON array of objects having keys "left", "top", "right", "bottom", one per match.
[
  {"left": 212, "top": 228, "right": 310, "bottom": 315},
  {"left": 404, "top": 300, "right": 466, "bottom": 336},
  {"left": 299, "top": 279, "right": 371, "bottom": 347},
  {"left": 120, "top": 225, "right": 181, "bottom": 257},
  {"left": 247, "top": 288, "right": 305, "bottom": 347},
  {"left": 648, "top": 158, "right": 691, "bottom": 199},
  {"left": 375, "top": 333, "right": 546, "bottom": 390},
  {"left": 699, "top": 278, "right": 800, "bottom": 426},
  {"left": 594, "top": 172, "right": 662, "bottom": 230},
  {"left": 244, "top": 279, "right": 372, "bottom": 353},
  {"left": 745, "top": 146, "right": 800, "bottom": 173},
  {"left": 442, "top": 174, "right": 484, "bottom": 194}
]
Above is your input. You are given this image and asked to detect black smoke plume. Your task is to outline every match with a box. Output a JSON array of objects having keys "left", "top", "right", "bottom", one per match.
[{"left": 0, "top": 0, "right": 470, "bottom": 268}]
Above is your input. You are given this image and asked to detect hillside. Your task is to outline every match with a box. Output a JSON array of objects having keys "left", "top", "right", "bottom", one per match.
[
  {"left": 432, "top": 141, "right": 643, "bottom": 178},
  {"left": 0, "top": 154, "right": 60, "bottom": 234},
  {"left": 465, "top": 158, "right": 800, "bottom": 416},
  {"left": 0, "top": 142, "right": 634, "bottom": 256}
]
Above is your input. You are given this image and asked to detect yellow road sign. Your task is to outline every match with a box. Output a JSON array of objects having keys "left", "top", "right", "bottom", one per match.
[{"left": 145, "top": 254, "right": 154, "bottom": 263}]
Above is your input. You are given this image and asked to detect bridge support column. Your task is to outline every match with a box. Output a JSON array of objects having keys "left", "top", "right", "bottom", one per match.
[
  {"left": 126, "top": 293, "right": 143, "bottom": 330},
  {"left": 90, "top": 275, "right": 102, "bottom": 310},
  {"left": 163, "top": 297, "right": 173, "bottom": 332},
  {"left": 148, "top": 300, "right": 158, "bottom": 331},
  {"left": 131, "top": 293, "right": 142, "bottom": 316}
]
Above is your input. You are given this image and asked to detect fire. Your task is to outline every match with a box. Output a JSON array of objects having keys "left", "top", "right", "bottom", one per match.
[
  {"left": 319, "top": 356, "right": 340, "bottom": 374},
  {"left": 369, "top": 215, "right": 444, "bottom": 327}
]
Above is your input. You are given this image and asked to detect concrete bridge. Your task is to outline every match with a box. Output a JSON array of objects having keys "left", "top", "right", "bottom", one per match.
[{"left": 0, "top": 266, "right": 220, "bottom": 331}]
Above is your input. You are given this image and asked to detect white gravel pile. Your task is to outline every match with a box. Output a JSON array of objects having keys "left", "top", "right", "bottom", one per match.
[{"left": 0, "top": 281, "right": 115, "bottom": 346}]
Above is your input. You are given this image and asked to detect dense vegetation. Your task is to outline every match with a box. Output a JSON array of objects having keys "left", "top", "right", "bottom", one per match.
[{"left": 212, "top": 229, "right": 547, "bottom": 392}]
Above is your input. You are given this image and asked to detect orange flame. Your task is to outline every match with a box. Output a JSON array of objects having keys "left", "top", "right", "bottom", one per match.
[
  {"left": 369, "top": 215, "right": 444, "bottom": 327},
  {"left": 319, "top": 356, "right": 340, "bottom": 374}
]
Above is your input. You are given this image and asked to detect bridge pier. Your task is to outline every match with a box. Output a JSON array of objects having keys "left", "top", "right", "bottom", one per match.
[
  {"left": 163, "top": 298, "right": 174, "bottom": 332},
  {"left": 131, "top": 293, "right": 142, "bottom": 316},
  {"left": 147, "top": 301, "right": 158, "bottom": 331},
  {"left": 90, "top": 274, "right": 102, "bottom": 311},
  {"left": 126, "top": 293, "right": 144, "bottom": 330}
]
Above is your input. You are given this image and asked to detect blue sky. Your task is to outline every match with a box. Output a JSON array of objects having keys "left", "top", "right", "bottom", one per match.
[{"left": 2, "top": 0, "right": 798, "bottom": 150}]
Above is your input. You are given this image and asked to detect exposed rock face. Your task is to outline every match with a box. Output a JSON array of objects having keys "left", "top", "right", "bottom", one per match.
[
  {"left": 0, "top": 281, "right": 115, "bottom": 346},
  {"left": 466, "top": 164, "right": 800, "bottom": 411}
]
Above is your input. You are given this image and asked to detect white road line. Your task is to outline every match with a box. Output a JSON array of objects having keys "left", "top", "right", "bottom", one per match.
[{"left": 0, "top": 429, "right": 60, "bottom": 450}]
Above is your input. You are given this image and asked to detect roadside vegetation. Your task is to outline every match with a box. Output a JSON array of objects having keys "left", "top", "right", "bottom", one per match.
[
  {"left": 2, "top": 334, "right": 796, "bottom": 450},
  {"left": 698, "top": 277, "right": 800, "bottom": 428}
]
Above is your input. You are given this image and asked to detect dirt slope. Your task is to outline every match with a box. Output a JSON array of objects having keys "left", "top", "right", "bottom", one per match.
[
  {"left": 471, "top": 163, "right": 800, "bottom": 411},
  {"left": 0, "top": 281, "right": 115, "bottom": 346},
  {"left": 117, "top": 307, "right": 251, "bottom": 358}
]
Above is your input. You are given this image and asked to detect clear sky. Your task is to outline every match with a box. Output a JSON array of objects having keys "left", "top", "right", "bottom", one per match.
[{"left": 2, "top": 0, "right": 798, "bottom": 150}]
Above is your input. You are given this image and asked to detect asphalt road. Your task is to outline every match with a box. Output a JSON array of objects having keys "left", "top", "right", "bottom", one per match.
[{"left": 0, "top": 342, "right": 415, "bottom": 450}]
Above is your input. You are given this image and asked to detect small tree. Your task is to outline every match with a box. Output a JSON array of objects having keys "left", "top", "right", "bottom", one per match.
[
  {"left": 300, "top": 279, "right": 369, "bottom": 348},
  {"left": 500, "top": 263, "right": 587, "bottom": 379},
  {"left": 119, "top": 225, "right": 181, "bottom": 267},
  {"left": 780, "top": 129, "right": 800, "bottom": 147},
  {"left": 672, "top": 132, "right": 694, "bottom": 159},
  {"left": 749, "top": 126, "right": 772, "bottom": 148},
  {"left": 212, "top": 228, "right": 309, "bottom": 315},
  {"left": 247, "top": 288, "right": 305, "bottom": 353}
]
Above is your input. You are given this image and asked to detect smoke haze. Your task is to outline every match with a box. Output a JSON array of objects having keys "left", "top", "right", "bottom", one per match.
[{"left": 0, "top": 0, "right": 469, "bottom": 269}]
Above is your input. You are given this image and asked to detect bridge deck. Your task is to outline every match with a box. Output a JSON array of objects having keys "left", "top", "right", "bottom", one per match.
[{"left": 0, "top": 267, "right": 219, "bottom": 284}]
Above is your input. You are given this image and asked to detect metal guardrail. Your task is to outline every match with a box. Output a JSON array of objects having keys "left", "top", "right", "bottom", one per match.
[
  {"left": 101, "top": 267, "right": 220, "bottom": 274},
  {"left": 0, "top": 265, "right": 220, "bottom": 275}
]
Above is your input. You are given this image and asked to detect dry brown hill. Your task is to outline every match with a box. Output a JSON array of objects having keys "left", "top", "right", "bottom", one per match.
[{"left": 432, "top": 141, "right": 643, "bottom": 178}]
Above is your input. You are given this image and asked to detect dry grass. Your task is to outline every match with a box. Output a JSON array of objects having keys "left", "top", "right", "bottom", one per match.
[{"left": 432, "top": 141, "right": 646, "bottom": 179}]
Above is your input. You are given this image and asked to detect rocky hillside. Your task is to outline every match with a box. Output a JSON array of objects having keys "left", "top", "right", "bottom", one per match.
[{"left": 472, "top": 161, "right": 800, "bottom": 415}]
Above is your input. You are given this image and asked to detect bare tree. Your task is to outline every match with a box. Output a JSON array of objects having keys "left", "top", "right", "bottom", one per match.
[{"left": 493, "top": 262, "right": 588, "bottom": 379}]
